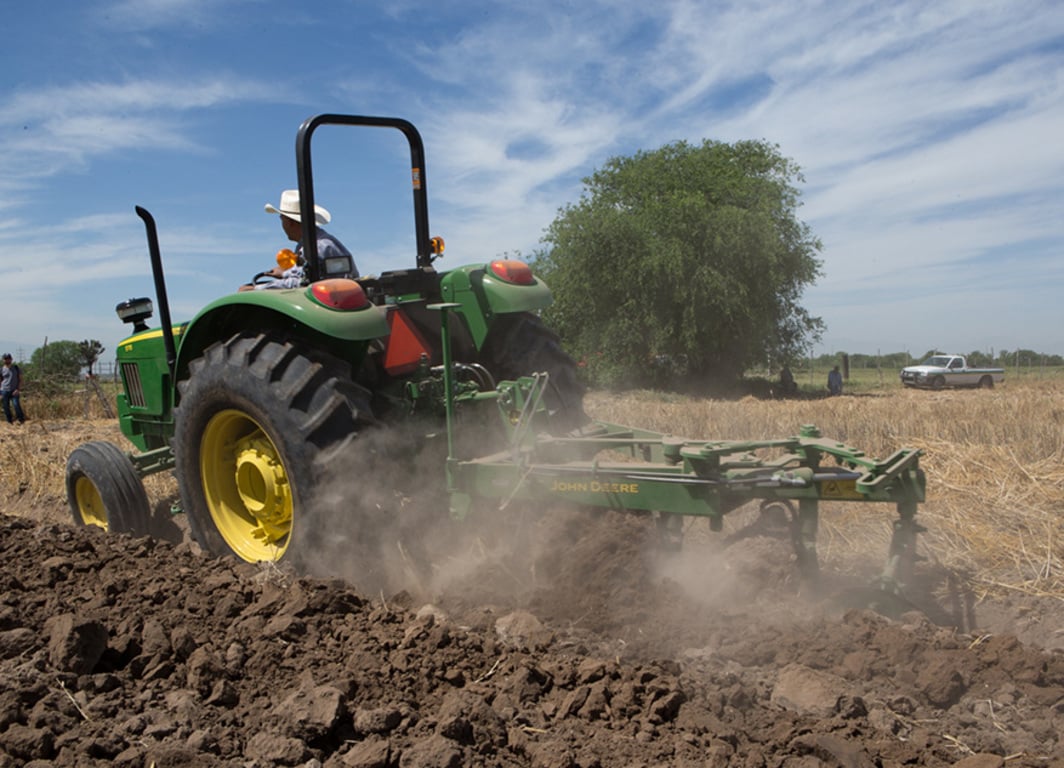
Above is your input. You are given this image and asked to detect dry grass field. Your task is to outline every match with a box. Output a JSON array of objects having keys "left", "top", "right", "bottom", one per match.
[{"left": 2, "top": 378, "right": 1062, "bottom": 604}]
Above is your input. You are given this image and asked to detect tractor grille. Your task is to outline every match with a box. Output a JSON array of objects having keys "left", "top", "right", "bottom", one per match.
[{"left": 121, "top": 362, "right": 147, "bottom": 407}]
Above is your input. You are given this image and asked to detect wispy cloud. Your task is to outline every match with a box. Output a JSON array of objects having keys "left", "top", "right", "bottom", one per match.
[
  {"left": 1, "top": 78, "right": 259, "bottom": 120},
  {"left": 0, "top": 76, "right": 275, "bottom": 190},
  {"left": 94, "top": 0, "right": 265, "bottom": 31}
]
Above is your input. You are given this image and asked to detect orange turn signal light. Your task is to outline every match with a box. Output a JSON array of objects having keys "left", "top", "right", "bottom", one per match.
[
  {"left": 309, "top": 279, "right": 369, "bottom": 310},
  {"left": 489, "top": 259, "right": 535, "bottom": 285},
  {"left": 276, "top": 249, "right": 298, "bottom": 270}
]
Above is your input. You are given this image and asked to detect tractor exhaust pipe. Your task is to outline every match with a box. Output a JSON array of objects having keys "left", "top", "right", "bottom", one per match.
[{"left": 135, "top": 206, "right": 177, "bottom": 380}]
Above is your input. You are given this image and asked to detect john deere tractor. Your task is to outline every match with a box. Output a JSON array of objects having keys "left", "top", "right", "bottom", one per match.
[
  {"left": 66, "top": 114, "right": 584, "bottom": 568},
  {"left": 67, "top": 114, "right": 927, "bottom": 598}
]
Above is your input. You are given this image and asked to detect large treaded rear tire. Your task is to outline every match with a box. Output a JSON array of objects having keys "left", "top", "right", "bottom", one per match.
[
  {"left": 479, "top": 313, "right": 587, "bottom": 432},
  {"left": 65, "top": 441, "right": 151, "bottom": 535},
  {"left": 173, "top": 332, "right": 374, "bottom": 569}
]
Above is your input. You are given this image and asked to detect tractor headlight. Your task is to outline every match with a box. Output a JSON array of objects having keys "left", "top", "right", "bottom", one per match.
[{"left": 116, "top": 297, "right": 154, "bottom": 332}]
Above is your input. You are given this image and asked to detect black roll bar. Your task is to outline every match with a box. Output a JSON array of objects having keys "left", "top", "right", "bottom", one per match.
[{"left": 295, "top": 114, "right": 432, "bottom": 282}]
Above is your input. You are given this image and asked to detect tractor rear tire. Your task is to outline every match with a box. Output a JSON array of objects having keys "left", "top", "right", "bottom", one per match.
[
  {"left": 173, "top": 332, "right": 374, "bottom": 569},
  {"left": 66, "top": 441, "right": 151, "bottom": 535},
  {"left": 480, "top": 313, "right": 587, "bottom": 432}
]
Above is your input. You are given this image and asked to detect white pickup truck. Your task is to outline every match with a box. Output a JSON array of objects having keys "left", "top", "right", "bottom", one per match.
[{"left": 900, "top": 355, "right": 1004, "bottom": 390}]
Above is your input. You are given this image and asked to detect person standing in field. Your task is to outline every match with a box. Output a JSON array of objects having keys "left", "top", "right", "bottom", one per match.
[
  {"left": 827, "top": 365, "right": 843, "bottom": 396},
  {"left": 1, "top": 353, "right": 26, "bottom": 424},
  {"left": 779, "top": 365, "right": 797, "bottom": 396}
]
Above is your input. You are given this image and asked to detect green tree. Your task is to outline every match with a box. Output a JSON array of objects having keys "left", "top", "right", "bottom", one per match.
[
  {"left": 78, "top": 339, "right": 106, "bottom": 376},
  {"left": 532, "top": 138, "right": 823, "bottom": 389},
  {"left": 29, "top": 340, "right": 84, "bottom": 381}
]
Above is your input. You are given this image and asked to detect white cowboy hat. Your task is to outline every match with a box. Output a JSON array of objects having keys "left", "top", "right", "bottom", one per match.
[{"left": 264, "top": 189, "right": 331, "bottom": 225}]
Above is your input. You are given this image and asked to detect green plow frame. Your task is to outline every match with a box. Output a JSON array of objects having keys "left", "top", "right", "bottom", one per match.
[{"left": 431, "top": 314, "right": 927, "bottom": 594}]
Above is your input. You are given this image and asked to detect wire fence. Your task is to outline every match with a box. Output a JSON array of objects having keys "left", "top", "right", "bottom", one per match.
[{"left": 91, "top": 360, "right": 120, "bottom": 381}]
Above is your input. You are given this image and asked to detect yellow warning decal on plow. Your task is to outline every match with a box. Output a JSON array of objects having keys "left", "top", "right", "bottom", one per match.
[{"left": 819, "top": 479, "right": 863, "bottom": 500}]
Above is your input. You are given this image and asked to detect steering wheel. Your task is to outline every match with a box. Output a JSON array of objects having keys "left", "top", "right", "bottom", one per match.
[{"left": 252, "top": 270, "right": 277, "bottom": 286}]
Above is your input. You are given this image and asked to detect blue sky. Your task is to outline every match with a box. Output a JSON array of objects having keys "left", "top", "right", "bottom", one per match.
[{"left": 2, "top": 1, "right": 1063, "bottom": 364}]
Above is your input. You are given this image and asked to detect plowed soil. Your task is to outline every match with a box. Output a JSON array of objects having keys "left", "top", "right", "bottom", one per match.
[{"left": 1, "top": 422, "right": 1062, "bottom": 767}]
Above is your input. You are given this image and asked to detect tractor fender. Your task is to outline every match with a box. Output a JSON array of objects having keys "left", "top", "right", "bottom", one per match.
[
  {"left": 174, "top": 287, "right": 389, "bottom": 383},
  {"left": 439, "top": 264, "right": 553, "bottom": 348}
]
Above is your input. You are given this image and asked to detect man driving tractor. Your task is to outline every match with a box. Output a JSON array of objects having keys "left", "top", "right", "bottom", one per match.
[{"left": 240, "top": 189, "right": 357, "bottom": 291}]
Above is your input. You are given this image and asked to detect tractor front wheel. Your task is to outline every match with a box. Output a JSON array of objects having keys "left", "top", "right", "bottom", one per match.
[
  {"left": 65, "top": 441, "right": 151, "bottom": 535},
  {"left": 173, "top": 333, "right": 374, "bottom": 569}
]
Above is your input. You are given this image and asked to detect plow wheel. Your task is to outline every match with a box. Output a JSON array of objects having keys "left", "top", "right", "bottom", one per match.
[
  {"left": 65, "top": 440, "right": 151, "bottom": 535},
  {"left": 726, "top": 499, "right": 823, "bottom": 584},
  {"left": 173, "top": 332, "right": 373, "bottom": 568},
  {"left": 722, "top": 499, "right": 797, "bottom": 547}
]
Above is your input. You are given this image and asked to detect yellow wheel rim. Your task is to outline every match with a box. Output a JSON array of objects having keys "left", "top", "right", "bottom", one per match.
[
  {"left": 74, "top": 476, "right": 109, "bottom": 530},
  {"left": 201, "top": 409, "right": 294, "bottom": 562}
]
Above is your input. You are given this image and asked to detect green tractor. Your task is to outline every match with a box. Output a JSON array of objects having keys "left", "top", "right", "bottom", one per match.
[
  {"left": 67, "top": 113, "right": 928, "bottom": 599},
  {"left": 66, "top": 114, "right": 584, "bottom": 567}
]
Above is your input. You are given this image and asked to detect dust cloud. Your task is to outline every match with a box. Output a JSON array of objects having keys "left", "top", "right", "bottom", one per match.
[
  {"left": 300, "top": 417, "right": 711, "bottom": 657},
  {"left": 291, "top": 421, "right": 838, "bottom": 661},
  {"left": 299, "top": 413, "right": 547, "bottom": 600}
]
